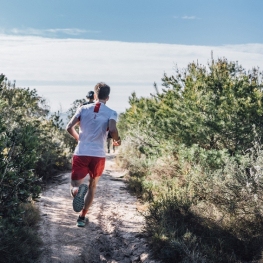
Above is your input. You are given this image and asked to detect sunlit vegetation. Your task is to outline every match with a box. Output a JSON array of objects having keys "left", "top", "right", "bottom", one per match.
[
  {"left": 0, "top": 74, "right": 72, "bottom": 262},
  {"left": 117, "top": 58, "right": 263, "bottom": 262}
]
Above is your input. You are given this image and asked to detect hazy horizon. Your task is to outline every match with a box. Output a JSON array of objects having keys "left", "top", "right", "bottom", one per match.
[{"left": 1, "top": 35, "right": 263, "bottom": 114}]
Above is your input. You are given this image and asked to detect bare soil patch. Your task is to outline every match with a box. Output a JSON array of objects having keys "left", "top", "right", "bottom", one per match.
[{"left": 38, "top": 153, "right": 159, "bottom": 263}]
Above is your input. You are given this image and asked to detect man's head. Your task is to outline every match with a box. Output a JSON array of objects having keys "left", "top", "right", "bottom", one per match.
[
  {"left": 86, "top": 91, "right": 94, "bottom": 100},
  {"left": 94, "top": 82, "right": 110, "bottom": 100}
]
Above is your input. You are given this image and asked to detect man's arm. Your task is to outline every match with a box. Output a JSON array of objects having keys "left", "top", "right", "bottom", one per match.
[
  {"left": 109, "top": 119, "right": 121, "bottom": 145},
  {"left": 66, "top": 116, "right": 80, "bottom": 141}
]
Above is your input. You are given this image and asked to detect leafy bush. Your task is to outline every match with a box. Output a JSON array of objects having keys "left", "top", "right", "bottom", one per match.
[
  {"left": 0, "top": 75, "right": 71, "bottom": 216},
  {"left": 120, "top": 58, "right": 263, "bottom": 155},
  {"left": 117, "top": 58, "right": 263, "bottom": 262},
  {"left": 0, "top": 203, "right": 42, "bottom": 263},
  {"left": 0, "top": 74, "right": 72, "bottom": 262}
]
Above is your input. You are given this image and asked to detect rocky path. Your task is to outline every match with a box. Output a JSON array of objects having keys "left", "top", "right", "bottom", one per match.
[{"left": 38, "top": 153, "right": 159, "bottom": 263}]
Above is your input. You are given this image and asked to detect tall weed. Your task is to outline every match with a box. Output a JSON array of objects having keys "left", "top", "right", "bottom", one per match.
[
  {"left": 0, "top": 203, "right": 42, "bottom": 263},
  {"left": 118, "top": 139, "right": 263, "bottom": 262}
]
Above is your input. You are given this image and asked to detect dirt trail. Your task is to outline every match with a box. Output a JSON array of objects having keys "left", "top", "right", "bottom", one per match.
[{"left": 38, "top": 153, "right": 159, "bottom": 263}]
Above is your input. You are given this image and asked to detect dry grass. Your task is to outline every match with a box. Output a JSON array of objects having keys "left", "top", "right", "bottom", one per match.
[
  {"left": 117, "top": 141, "right": 263, "bottom": 262},
  {"left": 0, "top": 202, "right": 43, "bottom": 263}
]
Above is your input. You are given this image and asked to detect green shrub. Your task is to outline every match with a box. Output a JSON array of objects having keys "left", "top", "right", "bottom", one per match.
[
  {"left": 0, "top": 74, "right": 72, "bottom": 262},
  {"left": 117, "top": 58, "right": 263, "bottom": 262},
  {"left": 145, "top": 194, "right": 263, "bottom": 263},
  {"left": 119, "top": 58, "right": 263, "bottom": 155},
  {"left": 119, "top": 139, "right": 263, "bottom": 262},
  {"left": 0, "top": 203, "right": 42, "bottom": 263},
  {"left": 0, "top": 75, "right": 71, "bottom": 217}
]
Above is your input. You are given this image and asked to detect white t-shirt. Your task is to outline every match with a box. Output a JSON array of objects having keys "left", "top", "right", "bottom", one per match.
[{"left": 73, "top": 102, "right": 118, "bottom": 157}]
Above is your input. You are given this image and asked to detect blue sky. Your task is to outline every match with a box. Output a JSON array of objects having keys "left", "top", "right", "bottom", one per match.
[
  {"left": 1, "top": 1, "right": 263, "bottom": 113},
  {"left": 1, "top": 0, "right": 262, "bottom": 45}
]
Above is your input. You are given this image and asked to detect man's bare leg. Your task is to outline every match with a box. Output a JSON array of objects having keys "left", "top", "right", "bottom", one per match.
[
  {"left": 70, "top": 177, "right": 89, "bottom": 213},
  {"left": 83, "top": 176, "right": 100, "bottom": 211},
  {"left": 75, "top": 176, "right": 100, "bottom": 227}
]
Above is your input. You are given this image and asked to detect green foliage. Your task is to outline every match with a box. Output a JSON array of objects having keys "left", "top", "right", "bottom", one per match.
[
  {"left": 145, "top": 193, "right": 263, "bottom": 262},
  {"left": 34, "top": 116, "right": 71, "bottom": 181},
  {"left": 1, "top": 78, "right": 40, "bottom": 218},
  {"left": 120, "top": 58, "right": 263, "bottom": 155},
  {"left": 66, "top": 98, "right": 86, "bottom": 122},
  {"left": 0, "top": 203, "right": 42, "bottom": 263},
  {"left": 0, "top": 74, "right": 72, "bottom": 262},
  {"left": 117, "top": 58, "right": 263, "bottom": 262}
]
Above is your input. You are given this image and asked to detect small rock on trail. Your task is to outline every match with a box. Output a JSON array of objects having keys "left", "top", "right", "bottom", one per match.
[{"left": 38, "top": 154, "right": 159, "bottom": 263}]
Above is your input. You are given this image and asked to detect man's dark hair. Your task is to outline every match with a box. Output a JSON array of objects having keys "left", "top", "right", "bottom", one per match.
[
  {"left": 86, "top": 91, "right": 94, "bottom": 100},
  {"left": 94, "top": 82, "right": 110, "bottom": 100}
]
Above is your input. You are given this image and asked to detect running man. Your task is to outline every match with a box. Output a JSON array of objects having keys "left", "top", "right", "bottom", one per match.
[{"left": 66, "top": 82, "right": 121, "bottom": 227}]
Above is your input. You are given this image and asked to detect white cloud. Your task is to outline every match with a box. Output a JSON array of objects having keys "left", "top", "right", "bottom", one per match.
[
  {"left": 0, "top": 27, "right": 99, "bottom": 37},
  {"left": 45, "top": 28, "right": 99, "bottom": 35},
  {"left": 0, "top": 34, "right": 263, "bottom": 113},
  {"left": 182, "top": 16, "right": 199, "bottom": 20},
  {"left": 5, "top": 28, "right": 44, "bottom": 35},
  {"left": 174, "top": 16, "right": 200, "bottom": 20}
]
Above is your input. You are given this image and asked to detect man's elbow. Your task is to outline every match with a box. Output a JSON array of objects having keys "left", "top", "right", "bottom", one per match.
[{"left": 66, "top": 125, "right": 72, "bottom": 133}]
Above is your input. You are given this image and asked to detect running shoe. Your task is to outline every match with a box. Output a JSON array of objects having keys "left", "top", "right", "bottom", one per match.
[
  {"left": 73, "top": 184, "right": 88, "bottom": 212},
  {"left": 76, "top": 216, "right": 86, "bottom": 227}
]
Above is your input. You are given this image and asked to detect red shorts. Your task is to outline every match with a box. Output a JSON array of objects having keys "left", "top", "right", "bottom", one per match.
[{"left": 71, "top": 155, "right": 106, "bottom": 180}]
